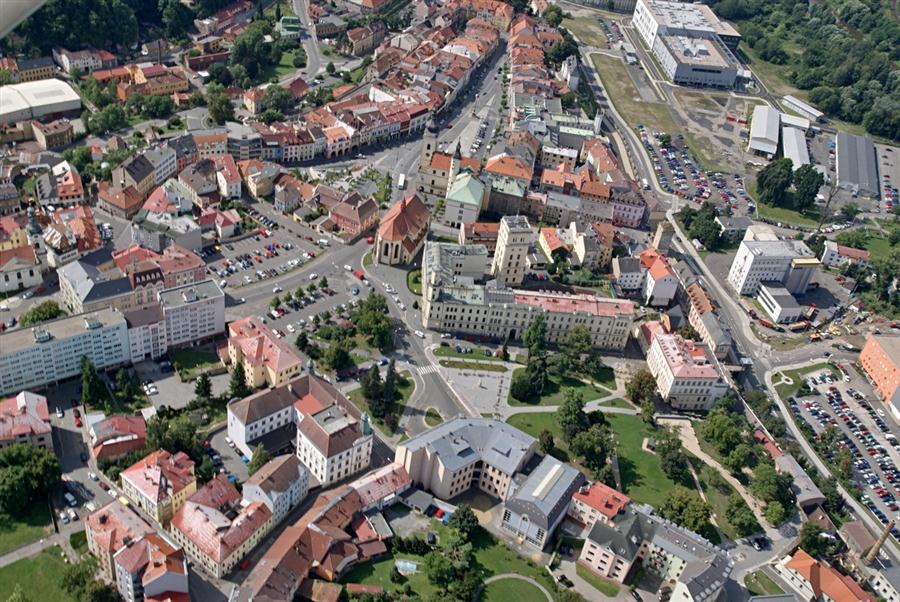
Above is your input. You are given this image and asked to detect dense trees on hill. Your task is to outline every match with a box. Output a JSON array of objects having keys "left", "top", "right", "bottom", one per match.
[{"left": 705, "top": 0, "right": 900, "bottom": 141}]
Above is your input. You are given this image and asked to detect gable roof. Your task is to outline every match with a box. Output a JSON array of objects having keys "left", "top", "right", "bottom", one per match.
[{"left": 377, "top": 194, "right": 430, "bottom": 243}]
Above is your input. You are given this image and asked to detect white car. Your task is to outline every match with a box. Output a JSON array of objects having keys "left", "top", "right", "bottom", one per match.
[
  {"left": 287, "top": 324, "right": 296, "bottom": 333},
  {"left": 88, "top": 472, "right": 98, "bottom": 481},
  {"left": 56, "top": 407, "right": 64, "bottom": 418},
  {"left": 273, "top": 286, "right": 283, "bottom": 293},
  {"left": 398, "top": 303, "right": 406, "bottom": 310},
  {"left": 309, "top": 273, "right": 318, "bottom": 280},
  {"left": 414, "top": 330, "right": 425, "bottom": 338},
  {"left": 344, "top": 264, "right": 353, "bottom": 271},
  {"left": 108, "top": 488, "right": 118, "bottom": 498}
]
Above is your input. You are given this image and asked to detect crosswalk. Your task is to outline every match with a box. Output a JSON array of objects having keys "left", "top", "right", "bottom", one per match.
[{"left": 416, "top": 364, "right": 440, "bottom": 375}]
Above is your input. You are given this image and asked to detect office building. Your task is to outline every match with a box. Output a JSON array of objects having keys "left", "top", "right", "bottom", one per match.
[
  {"left": 158, "top": 279, "right": 225, "bottom": 349},
  {"left": 490, "top": 215, "right": 533, "bottom": 286},
  {"left": 0, "top": 308, "right": 129, "bottom": 396},
  {"left": 396, "top": 417, "right": 538, "bottom": 501},
  {"left": 860, "top": 335, "right": 900, "bottom": 415},
  {"left": 423, "top": 242, "right": 635, "bottom": 349},
  {"left": 579, "top": 503, "right": 732, "bottom": 602},
  {"left": 836, "top": 132, "right": 879, "bottom": 198},
  {"left": 120, "top": 449, "right": 197, "bottom": 525},
  {"left": 645, "top": 330, "right": 729, "bottom": 410},
  {"left": 727, "top": 226, "right": 818, "bottom": 295},
  {"left": 758, "top": 282, "right": 803, "bottom": 324}
]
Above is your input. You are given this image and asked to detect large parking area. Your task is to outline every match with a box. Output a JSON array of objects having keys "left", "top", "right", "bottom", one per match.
[
  {"left": 787, "top": 364, "right": 900, "bottom": 543},
  {"left": 876, "top": 143, "right": 900, "bottom": 213},
  {"left": 639, "top": 126, "right": 751, "bottom": 214}
]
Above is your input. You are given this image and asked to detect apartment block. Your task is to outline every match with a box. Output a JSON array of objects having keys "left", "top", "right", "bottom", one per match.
[
  {"left": 645, "top": 329, "right": 729, "bottom": 410},
  {"left": 120, "top": 449, "right": 197, "bottom": 525},
  {"left": 727, "top": 225, "right": 818, "bottom": 296},
  {"left": 490, "top": 215, "right": 533, "bottom": 286},
  {"left": 860, "top": 335, "right": 900, "bottom": 415}
]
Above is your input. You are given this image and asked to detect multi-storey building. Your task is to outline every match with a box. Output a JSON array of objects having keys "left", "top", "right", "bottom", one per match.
[
  {"left": 422, "top": 243, "right": 635, "bottom": 349},
  {"left": 579, "top": 503, "right": 732, "bottom": 602},
  {"left": 396, "top": 417, "right": 538, "bottom": 501},
  {"left": 226, "top": 316, "right": 303, "bottom": 388},
  {"left": 0, "top": 391, "right": 52, "bottom": 450},
  {"left": 113, "top": 154, "right": 156, "bottom": 200},
  {"left": 727, "top": 225, "right": 818, "bottom": 296},
  {"left": 568, "top": 481, "right": 630, "bottom": 527},
  {"left": 490, "top": 215, "right": 532, "bottom": 286},
  {"left": 860, "top": 335, "right": 900, "bottom": 416},
  {"left": 296, "top": 393, "right": 374, "bottom": 487},
  {"left": 242, "top": 454, "right": 309, "bottom": 526},
  {"left": 113, "top": 533, "right": 189, "bottom": 602},
  {"left": 142, "top": 146, "right": 177, "bottom": 186},
  {"left": 31, "top": 119, "right": 74, "bottom": 149},
  {"left": 645, "top": 330, "right": 729, "bottom": 411},
  {"left": 120, "top": 449, "right": 197, "bottom": 525},
  {"left": 86, "top": 502, "right": 155, "bottom": 583},
  {"left": 0, "top": 308, "right": 129, "bottom": 396},
  {"left": 772, "top": 549, "right": 876, "bottom": 602},
  {"left": 158, "top": 279, "right": 224, "bottom": 349},
  {"left": 170, "top": 474, "right": 273, "bottom": 578}
]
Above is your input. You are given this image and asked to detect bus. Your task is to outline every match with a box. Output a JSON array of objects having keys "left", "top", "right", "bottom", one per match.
[{"left": 397, "top": 173, "right": 406, "bottom": 190}]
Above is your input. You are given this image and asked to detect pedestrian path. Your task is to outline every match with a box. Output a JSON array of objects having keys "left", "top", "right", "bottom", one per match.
[{"left": 416, "top": 364, "right": 439, "bottom": 375}]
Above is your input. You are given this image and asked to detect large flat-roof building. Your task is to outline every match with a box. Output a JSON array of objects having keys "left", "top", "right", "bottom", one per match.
[
  {"left": 727, "top": 225, "right": 818, "bottom": 296},
  {"left": 0, "top": 308, "right": 129, "bottom": 395},
  {"left": 860, "top": 335, "right": 900, "bottom": 417},
  {"left": 422, "top": 242, "right": 635, "bottom": 349},
  {"left": 782, "top": 126, "right": 810, "bottom": 171},
  {"left": 632, "top": 0, "right": 741, "bottom": 88},
  {"left": 757, "top": 282, "right": 803, "bottom": 324},
  {"left": 0, "top": 79, "right": 81, "bottom": 125},
  {"left": 836, "top": 132, "right": 879, "bottom": 198}
]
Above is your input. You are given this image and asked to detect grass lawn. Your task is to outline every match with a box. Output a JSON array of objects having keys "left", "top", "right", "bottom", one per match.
[
  {"left": 508, "top": 369, "right": 610, "bottom": 406},
  {"left": 599, "top": 398, "right": 633, "bottom": 409},
  {"left": 425, "top": 407, "right": 442, "bottom": 427},
  {"left": 756, "top": 202, "right": 821, "bottom": 229},
  {"left": 363, "top": 251, "right": 373, "bottom": 267},
  {"left": 507, "top": 412, "right": 575, "bottom": 463},
  {"left": 0, "top": 546, "right": 71, "bottom": 602},
  {"left": 774, "top": 362, "right": 838, "bottom": 399},
  {"left": 340, "top": 552, "right": 438, "bottom": 598},
  {"left": 591, "top": 54, "right": 676, "bottom": 134},
  {"left": 576, "top": 564, "right": 621, "bottom": 597},
  {"left": 745, "top": 570, "right": 785, "bottom": 597},
  {"left": 608, "top": 414, "right": 690, "bottom": 507},
  {"left": 439, "top": 359, "right": 508, "bottom": 373},
  {"left": 481, "top": 577, "right": 549, "bottom": 601},
  {"left": 562, "top": 18, "right": 608, "bottom": 47},
  {"left": 434, "top": 346, "right": 504, "bottom": 362},
  {"left": 407, "top": 270, "right": 422, "bottom": 295},
  {"left": 0, "top": 504, "right": 52, "bottom": 557},
  {"left": 69, "top": 531, "right": 87, "bottom": 555},
  {"left": 170, "top": 349, "right": 220, "bottom": 380},
  {"left": 693, "top": 462, "right": 751, "bottom": 541},
  {"left": 347, "top": 371, "right": 414, "bottom": 435}
]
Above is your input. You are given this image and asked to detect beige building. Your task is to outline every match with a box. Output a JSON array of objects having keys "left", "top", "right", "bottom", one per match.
[
  {"left": 120, "top": 449, "right": 197, "bottom": 525},
  {"left": 86, "top": 502, "right": 155, "bottom": 583},
  {"left": 395, "top": 417, "right": 537, "bottom": 501},
  {"left": 226, "top": 316, "right": 303, "bottom": 388},
  {"left": 490, "top": 215, "right": 532, "bottom": 286}
]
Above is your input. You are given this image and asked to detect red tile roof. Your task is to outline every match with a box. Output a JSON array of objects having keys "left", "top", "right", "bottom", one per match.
[
  {"left": 228, "top": 316, "right": 303, "bottom": 375},
  {"left": 786, "top": 549, "right": 876, "bottom": 602},
  {"left": 86, "top": 502, "right": 154, "bottom": 555},
  {"left": 573, "top": 482, "right": 629, "bottom": 521},
  {"left": 377, "top": 194, "right": 430, "bottom": 243},
  {"left": 0, "top": 391, "right": 50, "bottom": 444},
  {"left": 121, "top": 449, "right": 196, "bottom": 506}
]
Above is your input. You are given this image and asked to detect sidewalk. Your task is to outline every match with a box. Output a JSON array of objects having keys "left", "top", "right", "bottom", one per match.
[{"left": 0, "top": 528, "right": 81, "bottom": 568}]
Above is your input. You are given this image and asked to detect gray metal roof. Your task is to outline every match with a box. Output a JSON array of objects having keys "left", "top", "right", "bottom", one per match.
[
  {"left": 158, "top": 279, "right": 222, "bottom": 308},
  {"left": 401, "top": 417, "right": 536, "bottom": 475},
  {"left": 836, "top": 131, "right": 879, "bottom": 196},
  {"left": 782, "top": 126, "right": 809, "bottom": 170},
  {"left": 59, "top": 250, "right": 131, "bottom": 304},
  {"left": 504, "top": 456, "right": 585, "bottom": 529},
  {"left": 774, "top": 453, "right": 824, "bottom": 509},
  {"left": 699, "top": 312, "right": 731, "bottom": 348}
]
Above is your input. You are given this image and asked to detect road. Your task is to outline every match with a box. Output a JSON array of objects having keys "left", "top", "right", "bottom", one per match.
[{"left": 291, "top": 0, "right": 324, "bottom": 80}]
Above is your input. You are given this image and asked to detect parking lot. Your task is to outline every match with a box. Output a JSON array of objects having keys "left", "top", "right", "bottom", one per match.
[
  {"left": 787, "top": 363, "right": 900, "bottom": 543},
  {"left": 639, "top": 126, "right": 751, "bottom": 214},
  {"left": 876, "top": 143, "right": 899, "bottom": 213}
]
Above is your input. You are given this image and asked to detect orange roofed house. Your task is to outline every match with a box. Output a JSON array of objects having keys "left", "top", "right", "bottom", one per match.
[
  {"left": 120, "top": 449, "right": 198, "bottom": 525},
  {"left": 328, "top": 192, "right": 379, "bottom": 238},
  {"left": 86, "top": 501, "right": 155, "bottom": 583},
  {"left": 226, "top": 316, "right": 303, "bottom": 388},
  {"left": 0, "top": 391, "right": 51, "bottom": 451},
  {"left": 374, "top": 194, "right": 430, "bottom": 265},
  {"left": 568, "top": 481, "right": 630, "bottom": 528},
  {"left": 113, "top": 532, "right": 190, "bottom": 602},
  {"left": 774, "top": 548, "right": 876, "bottom": 602},
  {"left": 170, "top": 474, "right": 273, "bottom": 578}
]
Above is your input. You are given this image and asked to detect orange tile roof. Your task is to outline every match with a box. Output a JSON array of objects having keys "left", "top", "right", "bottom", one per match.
[
  {"left": 685, "top": 282, "right": 714, "bottom": 315},
  {"left": 513, "top": 290, "right": 635, "bottom": 317},
  {"left": 573, "top": 482, "right": 630, "bottom": 521},
  {"left": 485, "top": 153, "right": 532, "bottom": 181},
  {"left": 377, "top": 194, "right": 430, "bottom": 243},
  {"left": 786, "top": 549, "right": 876, "bottom": 602},
  {"left": 429, "top": 152, "right": 453, "bottom": 171},
  {"left": 228, "top": 316, "right": 303, "bottom": 374},
  {"left": 121, "top": 450, "right": 196, "bottom": 506},
  {"left": 86, "top": 502, "right": 154, "bottom": 554}
]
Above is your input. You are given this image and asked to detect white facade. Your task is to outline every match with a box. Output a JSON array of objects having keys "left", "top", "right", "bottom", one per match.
[
  {"left": 144, "top": 147, "right": 177, "bottom": 186},
  {"left": 643, "top": 271, "right": 678, "bottom": 307},
  {"left": 242, "top": 456, "right": 309, "bottom": 525},
  {"left": 783, "top": 95, "right": 824, "bottom": 122},
  {"left": 748, "top": 105, "right": 780, "bottom": 156},
  {"left": 228, "top": 401, "right": 295, "bottom": 460},
  {"left": 216, "top": 172, "right": 241, "bottom": 199},
  {"left": 0, "top": 309, "right": 129, "bottom": 396},
  {"left": 490, "top": 215, "right": 532, "bottom": 286},
  {"left": 757, "top": 283, "right": 803, "bottom": 324},
  {"left": 296, "top": 423, "right": 373, "bottom": 487},
  {"left": 127, "top": 315, "right": 168, "bottom": 363},
  {"left": 159, "top": 280, "right": 225, "bottom": 348},
  {"left": 782, "top": 126, "right": 810, "bottom": 170},
  {"left": 0, "top": 254, "right": 41, "bottom": 293},
  {"left": 645, "top": 333, "right": 729, "bottom": 410},
  {"left": 727, "top": 230, "right": 817, "bottom": 296}
]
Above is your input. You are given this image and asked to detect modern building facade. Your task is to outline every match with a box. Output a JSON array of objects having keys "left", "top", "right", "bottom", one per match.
[
  {"left": 860, "top": 335, "right": 900, "bottom": 415},
  {"left": 726, "top": 226, "right": 818, "bottom": 296},
  {"left": 758, "top": 282, "right": 803, "bottom": 324}
]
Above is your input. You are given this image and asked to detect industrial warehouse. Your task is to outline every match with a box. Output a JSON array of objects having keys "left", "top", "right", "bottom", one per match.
[{"left": 0, "top": 79, "right": 82, "bottom": 124}]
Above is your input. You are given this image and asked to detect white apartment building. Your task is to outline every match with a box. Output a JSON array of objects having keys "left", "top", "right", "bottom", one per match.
[
  {"left": 296, "top": 402, "right": 373, "bottom": 486},
  {"left": 396, "top": 417, "right": 538, "bottom": 501},
  {"left": 423, "top": 243, "right": 635, "bottom": 349},
  {"left": 143, "top": 146, "right": 177, "bottom": 186},
  {"left": 645, "top": 331, "right": 729, "bottom": 410},
  {"left": 490, "top": 215, "right": 533, "bottom": 286},
  {"left": 227, "top": 381, "right": 305, "bottom": 459},
  {"left": 726, "top": 226, "right": 818, "bottom": 295},
  {"left": 0, "top": 308, "right": 129, "bottom": 396},
  {"left": 159, "top": 279, "right": 224, "bottom": 347},
  {"left": 242, "top": 455, "right": 309, "bottom": 525}
]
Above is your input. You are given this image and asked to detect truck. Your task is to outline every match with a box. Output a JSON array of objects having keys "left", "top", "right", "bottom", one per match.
[
  {"left": 788, "top": 320, "right": 810, "bottom": 332},
  {"left": 809, "top": 332, "right": 822, "bottom": 342},
  {"left": 397, "top": 173, "right": 406, "bottom": 190}
]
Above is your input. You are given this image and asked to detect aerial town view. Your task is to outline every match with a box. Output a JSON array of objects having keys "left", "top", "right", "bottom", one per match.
[{"left": 0, "top": 0, "right": 899, "bottom": 600}]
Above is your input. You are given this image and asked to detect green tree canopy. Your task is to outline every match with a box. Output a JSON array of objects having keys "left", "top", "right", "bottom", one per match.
[
  {"left": 557, "top": 388, "right": 589, "bottom": 442},
  {"left": 19, "top": 301, "right": 65, "bottom": 326},
  {"left": 248, "top": 444, "right": 271, "bottom": 475},
  {"left": 659, "top": 486, "right": 711, "bottom": 533},
  {"left": 757, "top": 158, "right": 793, "bottom": 207}
]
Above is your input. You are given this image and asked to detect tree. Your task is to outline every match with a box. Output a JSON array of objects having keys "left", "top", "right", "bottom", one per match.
[
  {"left": 326, "top": 62, "right": 336, "bottom": 75},
  {"left": 539, "top": 430, "right": 555, "bottom": 455},
  {"left": 447, "top": 504, "right": 479, "bottom": 540},
  {"left": 571, "top": 424, "right": 613, "bottom": 475},
  {"left": 361, "top": 364, "right": 383, "bottom": 403},
  {"left": 700, "top": 408, "right": 744, "bottom": 454},
  {"left": 756, "top": 158, "right": 793, "bottom": 207},
  {"left": 0, "top": 444, "right": 61, "bottom": 516},
  {"left": 564, "top": 325, "right": 591, "bottom": 368},
  {"left": 323, "top": 339, "right": 352, "bottom": 372},
  {"left": 61, "top": 559, "right": 97, "bottom": 600},
  {"left": 792, "top": 164, "right": 824, "bottom": 210},
  {"left": 839, "top": 202, "right": 861, "bottom": 222},
  {"left": 270, "top": 295, "right": 282, "bottom": 309},
  {"left": 0, "top": 70, "right": 15, "bottom": 86},
  {"left": 676, "top": 324, "right": 700, "bottom": 341},
  {"left": 229, "top": 361, "right": 251, "bottom": 399},
  {"left": 656, "top": 428, "right": 687, "bottom": 481},
  {"left": 542, "top": 4, "right": 563, "bottom": 26},
  {"left": 247, "top": 444, "right": 271, "bottom": 475},
  {"left": 509, "top": 369, "right": 533, "bottom": 402},
  {"left": 82, "top": 580, "right": 119, "bottom": 602},
  {"left": 799, "top": 521, "right": 833, "bottom": 557},
  {"left": 626, "top": 369, "right": 657, "bottom": 406},
  {"left": 423, "top": 551, "right": 455, "bottom": 587},
  {"left": 640, "top": 399, "right": 655, "bottom": 424},
  {"left": 383, "top": 359, "right": 397, "bottom": 404},
  {"left": 194, "top": 372, "right": 212, "bottom": 400},
  {"left": 80, "top": 356, "right": 105, "bottom": 407},
  {"left": 752, "top": 464, "right": 793, "bottom": 506},
  {"left": 19, "top": 301, "right": 65, "bottom": 326},
  {"left": 207, "top": 83, "right": 235, "bottom": 125},
  {"left": 6, "top": 583, "right": 32, "bottom": 602},
  {"left": 659, "top": 133, "right": 672, "bottom": 146},
  {"left": 557, "top": 388, "right": 589, "bottom": 442},
  {"left": 659, "top": 486, "right": 711, "bottom": 533},
  {"left": 262, "top": 84, "right": 294, "bottom": 114},
  {"left": 319, "top": 276, "right": 329, "bottom": 289},
  {"left": 723, "top": 443, "right": 755, "bottom": 473},
  {"left": 295, "top": 331, "right": 309, "bottom": 352},
  {"left": 522, "top": 315, "right": 547, "bottom": 356},
  {"left": 725, "top": 494, "right": 760, "bottom": 537}
]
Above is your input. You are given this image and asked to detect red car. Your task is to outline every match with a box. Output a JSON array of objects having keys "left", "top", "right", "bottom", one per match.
[
  {"left": 99, "top": 482, "right": 109, "bottom": 491},
  {"left": 240, "top": 559, "right": 252, "bottom": 570},
  {"left": 74, "top": 417, "right": 82, "bottom": 427}
]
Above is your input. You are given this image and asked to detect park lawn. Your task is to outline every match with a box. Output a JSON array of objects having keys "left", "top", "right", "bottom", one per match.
[
  {"left": 755, "top": 202, "right": 821, "bottom": 229},
  {"left": 407, "top": 270, "right": 422, "bottom": 295},
  {"left": 599, "top": 398, "right": 633, "bottom": 409},
  {"left": 481, "top": 577, "right": 549, "bottom": 602},
  {"left": 506, "top": 412, "right": 577, "bottom": 463},
  {"left": 347, "top": 371, "right": 414, "bottom": 435},
  {"left": 508, "top": 369, "right": 609, "bottom": 406},
  {"left": 774, "top": 362, "right": 838, "bottom": 399},
  {"left": 0, "top": 546, "right": 71, "bottom": 602},
  {"left": 576, "top": 564, "right": 620, "bottom": 597},
  {"left": 340, "top": 552, "right": 438, "bottom": 598},
  {"left": 590, "top": 54, "right": 676, "bottom": 134},
  {"left": 693, "top": 461, "right": 751, "bottom": 541},
  {"left": 745, "top": 569, "right": 785, "bottom": 597},
  {"left": 169, "top": 349, "right": 220, "bottom": 380},
  {"left": 562, "top": 18, "right": 607, "bottom": 47},
  {"left": 69, "top": 530, "right": 87, "bottom": 555},
  {"left": 608, "top": 414, "right": 689, "bottom": 508},
  {"left": 0, "top": 504, "right": 53, "bottom": 556},
  {"left": 425, "top": 407, "right": 442, "bottom": 427},
  {"left": 439, "top": 360, "right": 508, "bottom": 373},
  {"left": 434, "top": 346, "right": 505, "bottom": 362}
]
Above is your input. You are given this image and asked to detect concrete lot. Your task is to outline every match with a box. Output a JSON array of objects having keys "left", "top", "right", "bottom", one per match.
[
  {"left": 876, "top": 143, "right": 899, "bottom": 211},
  {"left": 132, "top": 358, "right": 230, "bottom": 411}
]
